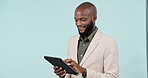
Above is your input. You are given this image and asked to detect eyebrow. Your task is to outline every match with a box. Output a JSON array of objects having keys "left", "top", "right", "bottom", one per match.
[{"left": 74, "top": 16, "right": 88, "bottom": 19}]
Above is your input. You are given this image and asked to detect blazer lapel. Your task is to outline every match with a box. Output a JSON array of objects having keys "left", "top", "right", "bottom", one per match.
[
  {"left": 71, "top": 35, "right": 79, "bottom": 64},
  {"left": 80, "top": 30, "right": 102, "bottom": 66}
]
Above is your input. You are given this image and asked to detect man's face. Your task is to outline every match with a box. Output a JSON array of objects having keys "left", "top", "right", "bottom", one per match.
[{"left": 74, "top": 9, "right": 94, "bottom": 36}]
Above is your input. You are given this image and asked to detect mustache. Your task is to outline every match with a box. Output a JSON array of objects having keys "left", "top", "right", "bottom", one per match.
[
  {"left": 77, "top": 26, "right": 87, "bottom": 29},
  {"left": 77, "top": 21, "right": 94, "bottom": 38},
  {"left": 77, "top": 22, "right": 94, "bottom": 29}
]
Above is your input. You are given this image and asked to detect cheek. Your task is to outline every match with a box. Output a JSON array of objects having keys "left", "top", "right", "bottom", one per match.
[
  {"left": 83, "top": 20, "right": 91, "bottom": 26},
  {"left": 81, "top": 21, "right": 88, "bottom": 25},
  {"left": 75, "top": 21, "right": 87, "bottom": 26}
]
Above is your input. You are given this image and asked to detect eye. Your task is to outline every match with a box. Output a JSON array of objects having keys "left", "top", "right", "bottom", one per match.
[
  {"left": 75, "top": 19, "right": 78, "bottom": 22},
  {"left": 81, "top": 19, "right": 86, "bottom": 22}
]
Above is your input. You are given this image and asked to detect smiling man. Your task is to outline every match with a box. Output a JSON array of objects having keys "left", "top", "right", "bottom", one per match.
[{"left": 53, "top": 2, "right": 119, "bottom": 78}]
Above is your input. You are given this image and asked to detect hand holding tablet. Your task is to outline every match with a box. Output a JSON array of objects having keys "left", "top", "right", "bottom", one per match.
[{"left": 44, "top": 56, "right": 78, "bottom": 75}]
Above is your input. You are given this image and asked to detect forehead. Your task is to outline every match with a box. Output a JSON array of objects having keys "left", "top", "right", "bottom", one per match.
[{"left": 74, "top": 9, "right": 92, "bottom": 19}]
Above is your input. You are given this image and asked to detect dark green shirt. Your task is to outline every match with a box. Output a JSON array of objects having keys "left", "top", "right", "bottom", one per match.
[{"left": 77, "top": 27, "right": 98, "bottom": 64}]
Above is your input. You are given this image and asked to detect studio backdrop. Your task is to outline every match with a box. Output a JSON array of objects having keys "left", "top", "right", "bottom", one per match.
[{"left": 0, "top": 0, "right": 147, "bottom": 78}]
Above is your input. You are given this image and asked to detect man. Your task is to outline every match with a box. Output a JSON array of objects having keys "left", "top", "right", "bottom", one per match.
[{"left": 53, "top": 2, "right": 119, "bottom": 78}]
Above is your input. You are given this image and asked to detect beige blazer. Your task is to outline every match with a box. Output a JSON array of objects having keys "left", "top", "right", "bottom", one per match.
[{"left": 65, "top": 30, "right": 119, "bottom": 78}]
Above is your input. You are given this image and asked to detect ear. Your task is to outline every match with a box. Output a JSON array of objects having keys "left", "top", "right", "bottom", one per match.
[{"left": 92, "top": 15, "right": 97, "bottom": 22}]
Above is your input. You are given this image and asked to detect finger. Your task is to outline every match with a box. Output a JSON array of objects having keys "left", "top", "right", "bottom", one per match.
[
  {"left": 61, "top": 72, "right": 66, "bottom": 77},
  {"left": 54, "top": 67, "right": 63, "bottom": 73},
  {"left": 64, "top": 59, "right": 73, "bottom": 63},
  {"left": 56, "top": 70, "right": 66, "bottom": 76},
  {"left": 57, "top": 72, "right": 66, "bottom": 77},
  {"left": 64, "top": 59, "right": 69, "bottom": 62},
  {"left": 53, "top": 66, "right": 58, "bottom": 70},
  {"left": 69, "top": 62, "right": 75, "bottom": 68}
]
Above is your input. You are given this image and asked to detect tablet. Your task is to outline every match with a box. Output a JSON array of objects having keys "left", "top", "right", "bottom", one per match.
[{"left": 44, "top": 56, "right": 78, "bottom": 75}]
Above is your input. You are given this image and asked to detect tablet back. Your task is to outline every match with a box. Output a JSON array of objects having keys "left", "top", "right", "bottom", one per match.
[{"left": 44, "top": 56, "right": 78, "bottom": 75}]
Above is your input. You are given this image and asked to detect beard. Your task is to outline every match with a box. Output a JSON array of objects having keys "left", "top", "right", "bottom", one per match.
[{"left": 77, "top": 21, "right": 94, "bottom": 38}]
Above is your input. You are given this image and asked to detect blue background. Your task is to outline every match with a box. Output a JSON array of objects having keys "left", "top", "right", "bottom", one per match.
[{"left": 0, "top": 0, "right": 147, "bottom": 78}]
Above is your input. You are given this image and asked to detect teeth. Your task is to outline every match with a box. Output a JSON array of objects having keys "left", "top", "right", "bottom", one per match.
[
  {"left": 78, "top": 26, "right": 85, "bottom": 29},
  {"left": 79, "top": 28, "right": 84, "bottom": 30}
]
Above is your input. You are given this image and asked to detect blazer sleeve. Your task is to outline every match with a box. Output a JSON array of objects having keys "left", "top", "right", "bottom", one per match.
[{"left": 86, "top": 39, "right": 119, "bottom": 78}]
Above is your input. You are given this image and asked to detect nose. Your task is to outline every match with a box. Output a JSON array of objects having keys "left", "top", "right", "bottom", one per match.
[{"left": 76, "top": 20, "right": 82, "bottom": 26}]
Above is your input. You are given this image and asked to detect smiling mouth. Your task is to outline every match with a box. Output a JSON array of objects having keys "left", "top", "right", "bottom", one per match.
[{"left": 77, "top": 26, "right": 86, "bottom": 32}]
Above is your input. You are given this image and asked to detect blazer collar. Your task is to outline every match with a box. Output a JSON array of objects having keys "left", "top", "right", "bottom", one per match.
[{"left": 79, "top": 29, "right": 102, "bottom": 66}]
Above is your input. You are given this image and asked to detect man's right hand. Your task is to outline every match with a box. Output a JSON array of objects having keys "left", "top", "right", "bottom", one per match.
[{"left": 53, "top": 66, "right": 66, "bottom": 78}]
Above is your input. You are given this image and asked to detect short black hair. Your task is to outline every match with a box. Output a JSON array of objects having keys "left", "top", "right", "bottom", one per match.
[{"left": 76, "top": 2, "right": 97, "bottom": 15}]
